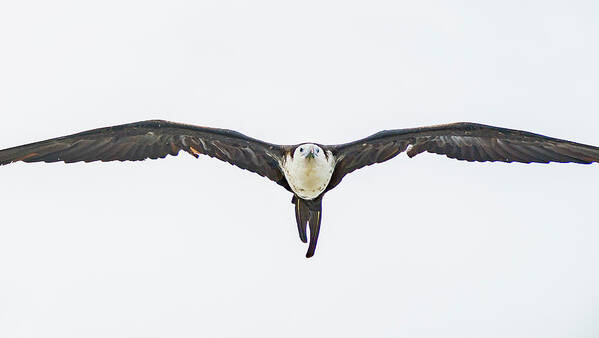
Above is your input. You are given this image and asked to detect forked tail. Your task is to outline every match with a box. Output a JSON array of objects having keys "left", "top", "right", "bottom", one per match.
[{"left": 292, "top": 195, "right": 323, "bottom": 258}]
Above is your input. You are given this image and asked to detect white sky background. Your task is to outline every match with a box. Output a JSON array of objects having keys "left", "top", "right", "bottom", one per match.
[{"left": 1, "top": 0, "right": 598, "bottom": 337}]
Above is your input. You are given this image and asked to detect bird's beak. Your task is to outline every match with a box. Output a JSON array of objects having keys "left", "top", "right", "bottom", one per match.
[{"left": 305, "top": 149, "right": 316, "bottom": 159}]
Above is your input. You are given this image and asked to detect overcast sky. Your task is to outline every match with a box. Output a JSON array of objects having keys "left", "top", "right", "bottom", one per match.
[{"left": 1, "top": 1, "right": 598, "bottom": 337}]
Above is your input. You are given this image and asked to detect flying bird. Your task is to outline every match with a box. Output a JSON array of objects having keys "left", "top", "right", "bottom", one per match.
[{"left": 1, "top": 120, "right": 598, "bottom": 257}]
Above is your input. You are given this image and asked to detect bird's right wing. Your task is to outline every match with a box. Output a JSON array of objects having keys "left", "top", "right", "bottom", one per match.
[
  {"left": 326, "top": 122, "right": 599, "bottom": 190},
  {"left": 0, "top": 120, "right": 291, "bottom": 189}
]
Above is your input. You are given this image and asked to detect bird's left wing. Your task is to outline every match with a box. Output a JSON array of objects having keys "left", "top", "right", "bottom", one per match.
[
  {"left": 326, "top": 122, "right": 599, "bottom": 190},
  {"left": 0, "top": 120, "right": 290, "bottom": 189}
]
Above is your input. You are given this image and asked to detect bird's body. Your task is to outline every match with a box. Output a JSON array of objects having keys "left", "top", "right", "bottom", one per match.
[
  {"left": 281, "top": 144, "right": 335, "bottom": 200},
  {"left": 2, "top": 119, "right": 599, "bottom": 257}
]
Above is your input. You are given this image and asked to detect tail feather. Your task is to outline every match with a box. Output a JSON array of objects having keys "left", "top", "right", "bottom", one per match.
[
  {"left": 293, "top": 196, "right": 309, "bottom": 243},
  {"left": 292, "top": 195, "right": 323, "bottom": 258},
  {"left": 305, "top": 210, "right": 322, "bottom": 258}
]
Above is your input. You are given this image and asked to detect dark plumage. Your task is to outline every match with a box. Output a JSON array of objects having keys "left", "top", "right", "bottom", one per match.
[{"left": 2, "top": 120, "right": 598, "bottom": 257}]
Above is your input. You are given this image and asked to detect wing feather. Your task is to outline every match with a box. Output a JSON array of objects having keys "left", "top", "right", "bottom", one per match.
[
  {"left": 326, "top": 122, "right": 599, "bottom": 190},
  {"left": 0, "top": 120, "right": 290, "bottom": 189}
]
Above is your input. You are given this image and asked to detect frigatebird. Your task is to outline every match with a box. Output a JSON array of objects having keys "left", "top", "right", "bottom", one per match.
[{"left": 2, "top": 120, "right": 598, "bottom": 257}]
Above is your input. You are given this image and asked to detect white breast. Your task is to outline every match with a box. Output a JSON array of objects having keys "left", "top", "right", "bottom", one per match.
[{"left": 282, "top": 151, "right": 335, "bottom": 200}]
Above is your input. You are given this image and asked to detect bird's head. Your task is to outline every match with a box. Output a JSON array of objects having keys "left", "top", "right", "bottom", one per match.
[{"left": 294, "top": 143, "right": 323, "bottom": 161}]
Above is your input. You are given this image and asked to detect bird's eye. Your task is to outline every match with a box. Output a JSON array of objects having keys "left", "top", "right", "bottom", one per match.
[
  {"left": 299, "top": 147, "right": 304, "bottom": 152},
  {"left": 315, "top": 149, "right": 319, "bottom": 153}
]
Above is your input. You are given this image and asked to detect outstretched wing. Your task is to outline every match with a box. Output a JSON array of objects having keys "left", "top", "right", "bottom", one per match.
[
  {"left": 327, "top": 122, "right": 599, "bottom": 190},
  {"left": 0, "top": 120, "right": 290, "bottom": 189}
]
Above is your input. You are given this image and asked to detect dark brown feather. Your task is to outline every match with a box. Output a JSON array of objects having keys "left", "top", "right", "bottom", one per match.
[
  {"left": 291, "top": 195, "right": 323, "bottom": 258},
  {"left": 292, "top": 195, "right": 309, "bottom": 243},
  {"left": 0, "top": 120, "right": 291, "bottom": 190},
  {"left": 326, "top": 122, "right": 599, "bottom": 190}
]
